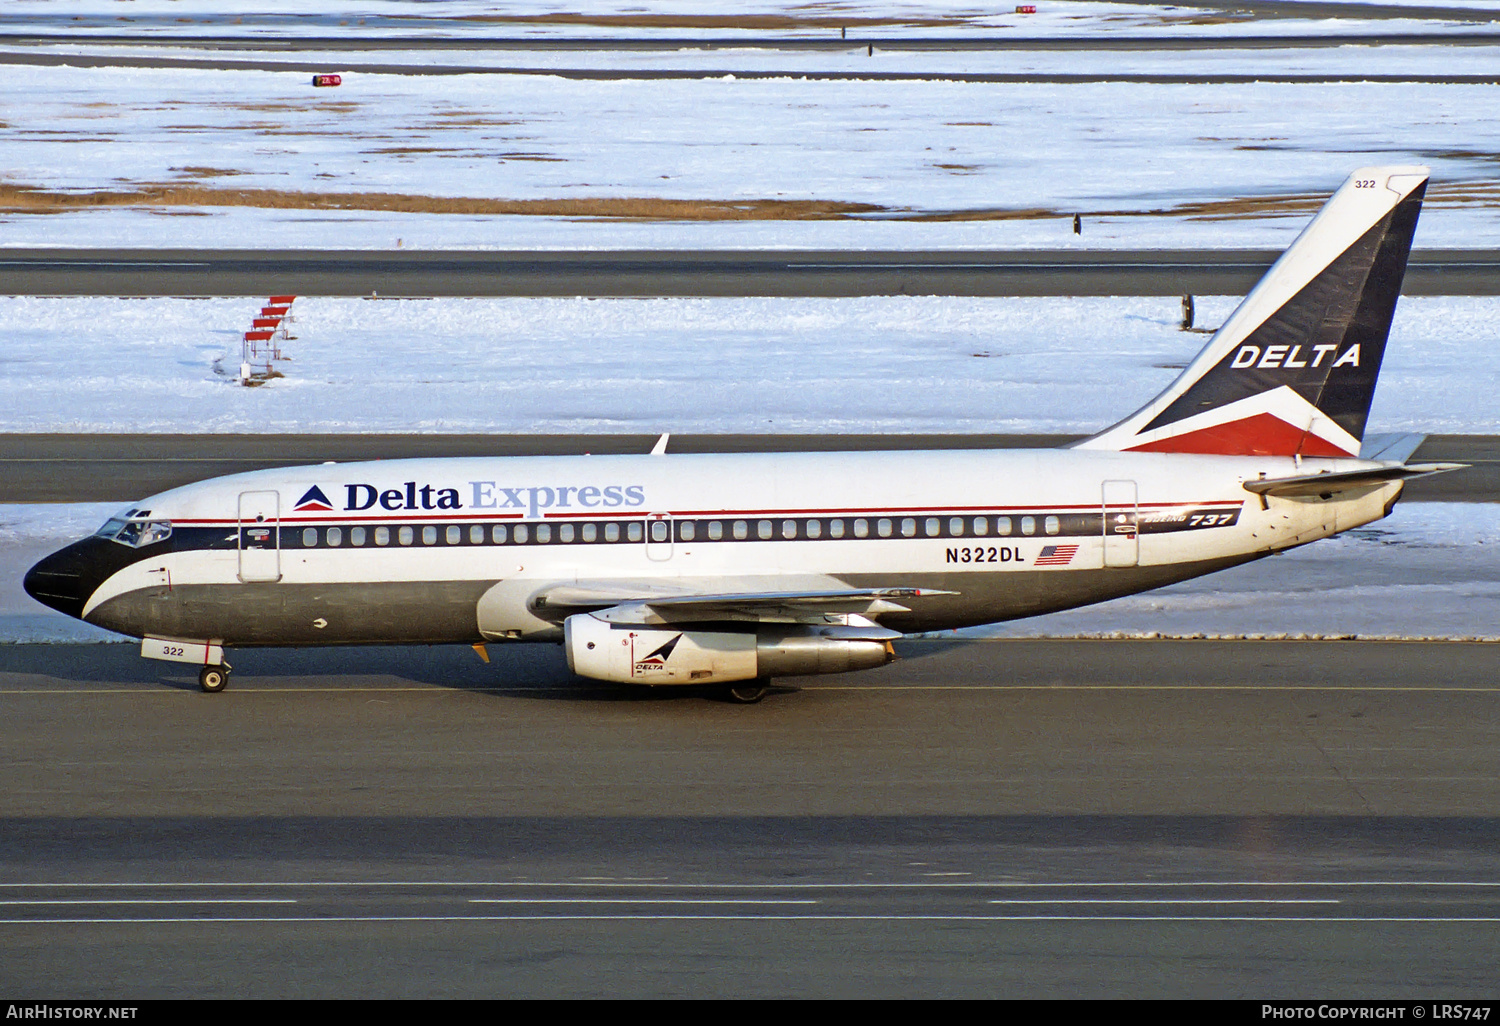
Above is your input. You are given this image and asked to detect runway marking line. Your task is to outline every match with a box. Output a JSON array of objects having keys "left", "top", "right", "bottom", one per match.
[
  {"left": 468, "top": 898, "right": 819, "bottom": 905},
  {"left": 987, "top": 899, "right": 1339, "bottom": 905},
  {"left": 2, "top": 924, "right": 1500, "bottom": 930},
  {"left": 1, "top": 880, "right": 1494, "bottom": 890},
  {"left": 0, "top": 899, "right": 296, "bottom": 905}
]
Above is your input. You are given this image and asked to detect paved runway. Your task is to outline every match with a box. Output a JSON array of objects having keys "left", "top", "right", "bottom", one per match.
[
  {"left": 2, "top": 432, "right": 1493, "bottom": 503},
  {"left": 6, "top": 249, "right": 1500, "bottom": 298},
  {"left": 1, "top": 638, "right": 1497, "bottom": 997}
]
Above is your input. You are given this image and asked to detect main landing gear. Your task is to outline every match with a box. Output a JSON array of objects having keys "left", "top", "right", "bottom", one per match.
[
  {"left": 199, "top": 665, "right": 231, "bottom": 693},
  {"left": 723, "top": 679, "right": 771, "bottom": 704}
]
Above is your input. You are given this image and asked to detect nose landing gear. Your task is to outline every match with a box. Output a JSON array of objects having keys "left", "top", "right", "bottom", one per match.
[{"left": 199, "top": 665, "right": 231, "bottom": 693}]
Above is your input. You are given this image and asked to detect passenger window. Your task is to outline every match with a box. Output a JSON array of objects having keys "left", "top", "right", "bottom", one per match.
[
  {"left": 948, "top": 517, "right": 964, "bottom": 537},
  {"left": 973, "top": 517, "right": 989, "bottom": 537},
  {"left": 627, "top": 522, "right": 643, "bottom": 543},
  {"left": 469, "top": 525, "right": 483, "bottom": 544},
  {"left": 559, "top": 523, "right": 575, "bottom": 543},
  {"left": 996, "top": 517, "right": 1012, "bottom": 537},
  {"left": 758, "top": 520, "right": 773, "bottom": 540},
  {"left": 1021, "top": 516, "right": 1036, "bottom": 536},
  {"left": 708, "top": 521, "right": 723, "bottom": 540},
  {"left": 374, "top": 527, "right": 390, "bottom": 546},
  {"left": 605, "top": 522, "right": 620, "bottom": 542},
  {"left": 448, "top": 525, "right": 462, "bottom": 545},
  {"left": 582, "top": 523, "right": 597, "bottom": 543},
  {"left": 781, "top": 520, "right": 797, "bottom": 539},
  {"left": 829, "top": 519, "right": 844, "bottom": 538},
  {"left": 302, "top": 527, "right": 317, "bottom": 547},
  {"left": 1044, "top": 515, "right": 1060, "bottom": 536},
  {"left": 650, "top": 520, "right": 669, "bottom": 543},
  {"left": 733, "top": 520, "right": 748, "bottom": 540},
  {"left": 877, "top": 519, "right": 893, "bottom": 538},
  {"left": 536, "top": 524, "right": 551, "bottom": 544},
  {"left": 853, "top": 519, "right": 869, "bottom": 538},
  {"left": 327, "top": 527, "right": 342, "bottom": 547},
  {"left": 925, "top": 518, "right": 940, "bottom": 537},
  {"left": 806, "top": 519, "right": 822, "bottom": 539},
  {"left": 399, "top": 526, "right": 414, "bottom": 546},
  {"left": 680, "top": 521, "right": 696, "bottom": 541},
  {"left": 350, "top": 526, "right": 366, "bottom": 546},
  {"left": 422, "top": 526, "right": 437, "bottom": 545},
  {"left": 492, "top": 524, "right": 508, "bottom": 544},
  {"left": 514, "top": 524, "right": 529, "bottom": 544}
]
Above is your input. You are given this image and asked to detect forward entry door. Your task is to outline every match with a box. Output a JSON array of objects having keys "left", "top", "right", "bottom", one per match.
[
  {"left": 1102, "top": 479, "right": 1139, "bottom": 568},
  {"left": 237, "top": 490, "right": 282, "bottom": 582}
]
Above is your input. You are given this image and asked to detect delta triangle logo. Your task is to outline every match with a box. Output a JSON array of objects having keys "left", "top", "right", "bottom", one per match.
[
  {"left": 293, "top": 485, "right": 334, "bottom": 512},
  {"left": 632, "top": 634, "right": 681, "bottom": 676}
]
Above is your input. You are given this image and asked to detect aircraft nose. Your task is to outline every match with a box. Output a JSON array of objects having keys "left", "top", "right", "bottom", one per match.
[{"left": 24, "top": 539, "right": 108, "bottom": 621}]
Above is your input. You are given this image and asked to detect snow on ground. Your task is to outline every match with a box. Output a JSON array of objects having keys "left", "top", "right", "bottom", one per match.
[
  {"left": 13, "top": 1, "right": 1497, "bottom": 40},
  {"left": 0, "top": 294, "right": 1493, "bottom": 435},
  {"left": 3, "top": 62, "right": 1500, "bottom": 249},
  {"left": 2, "top": 502, "right": 1496, "bottom": 643}
]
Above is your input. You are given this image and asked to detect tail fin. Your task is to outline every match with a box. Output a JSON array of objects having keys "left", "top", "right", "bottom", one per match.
[{"left": 1078, "top": 166, "right": 1428, "bottom": 458}]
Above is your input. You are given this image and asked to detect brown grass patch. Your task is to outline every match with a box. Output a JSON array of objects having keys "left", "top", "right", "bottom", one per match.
[
  {"left": 170, "top": 166, "right": 246, "bottom": 178},
  {"left": 7, "top": 180, "right": 1494, "bottom": 223},
  {"left": 0, "top": 182, "right": 886, "bottom": 220}
]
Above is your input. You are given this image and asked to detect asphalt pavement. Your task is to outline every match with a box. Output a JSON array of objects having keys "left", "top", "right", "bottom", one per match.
[
  {"left": 6, "top": 249, "right": 1500, "bottom": 298},
  {"left": 1, "top": 638, "right": 1497, "bottom": 997}
]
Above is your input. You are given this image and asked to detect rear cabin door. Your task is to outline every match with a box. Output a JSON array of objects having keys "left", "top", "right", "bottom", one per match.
[
  {"left": 237, "top": 490, "right": 282, "bottom": 582},
  {"left": 1102, "top": 479, "right": 1139, "bottom": 568}
]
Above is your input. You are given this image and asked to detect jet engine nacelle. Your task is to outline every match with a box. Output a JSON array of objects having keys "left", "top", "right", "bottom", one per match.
[{"left": 563, "top": 613, "right": 894, "bottom": 685}]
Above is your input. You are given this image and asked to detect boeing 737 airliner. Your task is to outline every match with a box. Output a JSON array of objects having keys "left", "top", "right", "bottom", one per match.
[{"left": 25, "top": 167, "right": 1459, "bottom": 701}]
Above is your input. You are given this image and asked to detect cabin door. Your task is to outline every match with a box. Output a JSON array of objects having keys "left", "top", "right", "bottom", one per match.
[
  {"left": 1102, "top": 479, "right": 1139, "bottom": 568},
  {"left": 644, "top": 513, "right": 674, "bottom": 561},
  {"left": 237, "top": 490, "right": 282, "bottom": 583}
]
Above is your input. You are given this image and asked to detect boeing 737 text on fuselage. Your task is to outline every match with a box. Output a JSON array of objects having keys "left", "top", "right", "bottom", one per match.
[{"left": 24, "top": 167, "right": 1460, "bottom": 701}]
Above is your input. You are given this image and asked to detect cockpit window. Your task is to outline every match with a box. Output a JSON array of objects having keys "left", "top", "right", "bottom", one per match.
[
  {"left": 96, "top": 517, "right": 172, "bottom": 548},
  {"left": 94, "top": 517, "right": 128, "bottom": 539}
]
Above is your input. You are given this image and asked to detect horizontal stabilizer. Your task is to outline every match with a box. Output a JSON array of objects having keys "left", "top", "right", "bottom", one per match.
[
  {"left": 1359, "top": 432, "right": 1427, "bottom": 462},
  {"left": 1243, "top": 462, "right": 1465, "bottom": 498}
]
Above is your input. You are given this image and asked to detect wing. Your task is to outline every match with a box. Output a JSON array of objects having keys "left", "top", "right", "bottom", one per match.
[{"left": 532, "top": 580, "right": 956, "bottom": 636}]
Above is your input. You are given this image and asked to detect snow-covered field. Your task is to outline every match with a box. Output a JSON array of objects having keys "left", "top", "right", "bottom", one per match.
[
  {"left": 2, "top": 2, "right": 1495, "bottom": 643},
  {"left": 20, "top": 0, "right": 1500, "bottom": 40},
  {"left": 3, "top": 55, "right": 1500, "bottom": 250},
  {"left": 1, "top": 293, "right": 1494, "bottom": 435},
  {"left": 3, "top": 501, "right": 1496, "bottom": 644}
]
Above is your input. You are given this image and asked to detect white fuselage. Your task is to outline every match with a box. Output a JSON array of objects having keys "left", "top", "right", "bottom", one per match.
[{"left": 72, "top": 447, "right": 1401, "bottom": 647}]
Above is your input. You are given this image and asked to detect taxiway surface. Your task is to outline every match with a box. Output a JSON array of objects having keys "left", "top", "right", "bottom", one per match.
[
  {"left": 7, "top": 249, "right": 1500, "bottom": 298},
  {"left": 1, "top": 639, "right": 1497, "bottom": 997}
]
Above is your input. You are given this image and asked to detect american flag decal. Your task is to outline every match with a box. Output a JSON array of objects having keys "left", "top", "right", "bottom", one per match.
[{"left": 1034, "top": 544, "right": 1079, "bottom": 567}]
